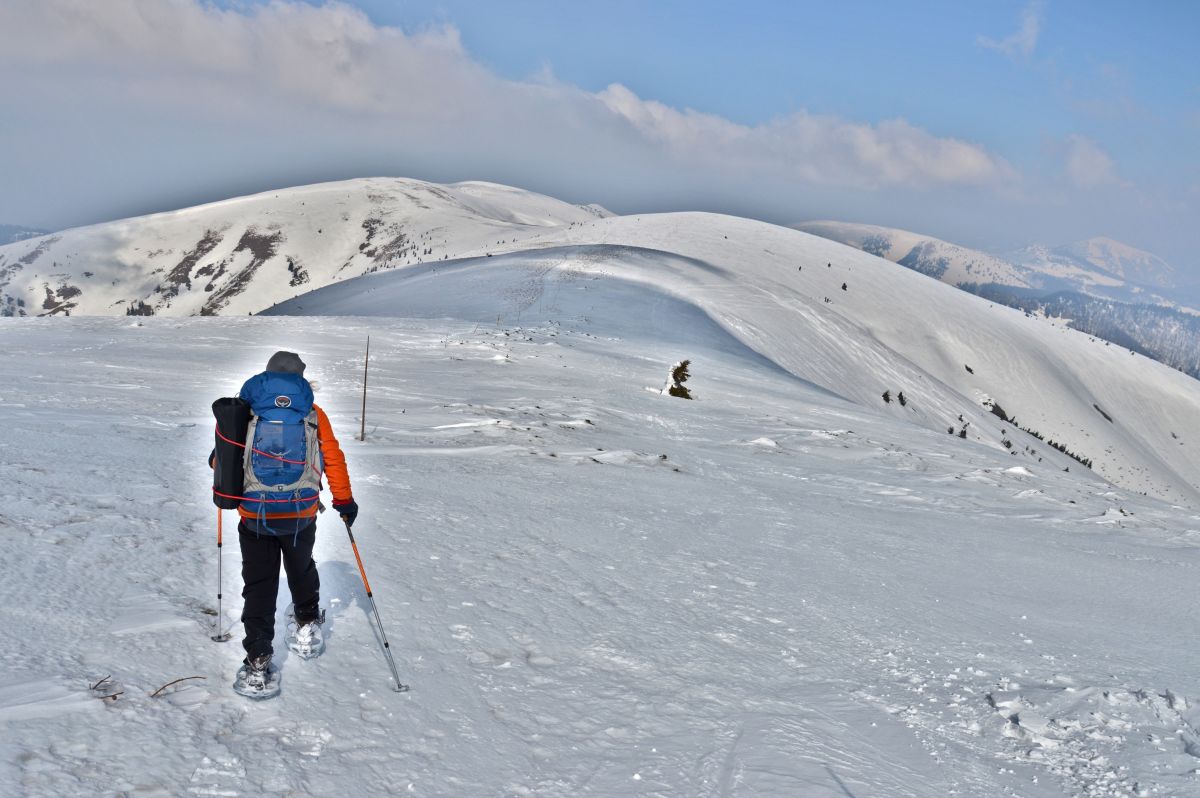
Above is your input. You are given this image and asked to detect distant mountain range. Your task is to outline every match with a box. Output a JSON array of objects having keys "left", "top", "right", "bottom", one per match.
[
  {"left": 794, "top": 221, "right": 1179, "bottom": 305},
  {"left": 795, "top": 221, "right": 1200, "bottom": 378},
  {"left": 1011, "top": 237, "right": 1176, "bottom": 293},
  {"left": 0, "top": 224, "right": 50, "bottom": 245}
]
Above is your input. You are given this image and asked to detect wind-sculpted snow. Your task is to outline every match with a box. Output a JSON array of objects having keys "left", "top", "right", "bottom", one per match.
[
  {"left": 3, "top": 177, "right": 1196, "bottom": 504},
  {"left": 1, "top": 316, "right": 1199, "bottom": 796},
  {"left": 268, "top": 214, "right": 1200, "bottom": 508},
  {"left": 797, "top": 221, "right": 1197, "bottom": 376}
]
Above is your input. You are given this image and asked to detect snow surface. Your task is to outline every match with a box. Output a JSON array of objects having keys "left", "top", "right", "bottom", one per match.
[
  {"left": 1050, "top": 238, "right": 1176, "bottom": 290},
  {"left": 3, "top": 305, "right": 1200, "bottom": 795},
  {"left": 794, "top": 220, "right": 1036, "bottom": 288},
  {"left": 4, "top": 176, "right": 1197, "bottom": 500},
  {"left": 794, "top": 222, "right": 1183, "bottom": 305},
  {"left": 3, "top": 182, "right": 1200, "bottom": 796},
  {"left": 267, "top": 213, "right": 1200, "bottom": 508}
]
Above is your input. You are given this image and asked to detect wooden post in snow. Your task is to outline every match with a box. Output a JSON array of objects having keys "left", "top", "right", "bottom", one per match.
[{"left": 359, "top": 336, "right": 370, "bottom": 442}]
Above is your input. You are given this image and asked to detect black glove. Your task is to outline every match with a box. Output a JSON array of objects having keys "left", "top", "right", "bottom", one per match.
[{"left": 333, "top": 499, "right": 359, "bottom": 528}]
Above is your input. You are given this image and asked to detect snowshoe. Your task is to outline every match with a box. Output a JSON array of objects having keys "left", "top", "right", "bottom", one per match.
[
  {"left": 233, "top": 655, "right": 280, "bottom": 699},
  {"left": 286, "top": 608, "right": 326, "bottom": 660}
]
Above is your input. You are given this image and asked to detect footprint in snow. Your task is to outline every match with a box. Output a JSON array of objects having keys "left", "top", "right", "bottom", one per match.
[
  {"left": 187, "top": 752, "right": 246, "bottom": 797},
  {"left": 983, "top": 682, "right": 1200, "bottom": 793}
]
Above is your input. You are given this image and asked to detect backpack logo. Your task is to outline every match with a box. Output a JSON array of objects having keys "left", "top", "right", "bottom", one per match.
[{"left": 275, "top": 395, "right": 292, "bottom": 408}]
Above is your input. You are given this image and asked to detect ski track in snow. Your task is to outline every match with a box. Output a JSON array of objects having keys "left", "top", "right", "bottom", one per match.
[{"left": 1, "top": 316, "right": 1199, "bottom": 796}]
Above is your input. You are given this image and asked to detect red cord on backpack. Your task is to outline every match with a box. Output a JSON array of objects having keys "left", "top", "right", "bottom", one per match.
[
  {"left": 211, "top": 489, "right": 320, "bottom": 504},
  {"left": 214, "top": 425, "right": 307, "bottom": 465}
]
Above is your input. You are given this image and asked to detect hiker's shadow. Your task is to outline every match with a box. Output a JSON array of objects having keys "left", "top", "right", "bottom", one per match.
[{"left": 318, "top": 559, "right": 389, "bottom": 652}]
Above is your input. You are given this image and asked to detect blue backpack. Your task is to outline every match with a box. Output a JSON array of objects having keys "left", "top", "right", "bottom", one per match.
[{"left": 238, "top": 372, "right": 323, "bottom": 528}]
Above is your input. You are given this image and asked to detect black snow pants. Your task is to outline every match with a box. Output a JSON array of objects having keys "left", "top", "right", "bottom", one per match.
[{"left": 238, "top": 520, "right": 320, "bottom": 659}]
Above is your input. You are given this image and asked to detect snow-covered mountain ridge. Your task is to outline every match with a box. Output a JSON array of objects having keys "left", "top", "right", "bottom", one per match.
[
  {"left": 795, "top": 220, "right": 1200, "bottom": 378},
  {"left": 795, "top": 220, "right": 1035, "bottom": 289},
  {"left": 0, "top": 178, "right": 609, "bottom": 317},
  {"left": 795, "top": 220, "right": 1178, "bottom": 301},
  {"left": 1021, "top": 236, "right": 1177, "bottom": 289},
  {"left": 5, "top": 187, "right": 1200, "bottom": 793},
  {"left": 262, "top": 209, "right": 1200, "bottom": 508},
  {"left": 5, "top": 178, "right": 1199, "bottom": 506}
]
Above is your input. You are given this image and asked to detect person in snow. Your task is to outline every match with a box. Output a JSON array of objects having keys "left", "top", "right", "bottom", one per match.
[{"left": 213, "top": 351, "right": 358, "bottom": 691}]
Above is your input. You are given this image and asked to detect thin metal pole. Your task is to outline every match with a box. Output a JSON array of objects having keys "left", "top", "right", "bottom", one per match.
[
  {"left": 211, "top": 509, "right": 231, "bottom": 642},
  {"left": 359, "top": 336, "right": 370, "bottom": 441},
  {"left": 343, "top": 517, "right": 408, "bottom": 692}
]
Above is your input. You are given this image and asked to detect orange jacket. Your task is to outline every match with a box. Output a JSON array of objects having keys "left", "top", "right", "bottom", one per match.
[{"left": 237, "top": 403, "right": 353, "bottom": 523}]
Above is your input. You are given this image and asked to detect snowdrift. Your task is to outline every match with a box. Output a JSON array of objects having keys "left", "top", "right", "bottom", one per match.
[
  {"left": 267, "top": 212, "right": 1200, "bottom": 507},
  {"left": 3, "top": 308, "right": 1199, "bottom": 796},
  {"left": 4, "top": 186, "right": 1200, "bottom": 794},
  {"left": 5, "top": 173, "right": 1198, "bottom": 502}
]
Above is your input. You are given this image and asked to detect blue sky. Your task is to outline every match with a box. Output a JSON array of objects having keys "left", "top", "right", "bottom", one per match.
[
  {"left": 362, "top": 0, "right": 1197, "bottom": 188},
  {"left": 2, "top": 0, "right": 1198, "bottom": 273}
]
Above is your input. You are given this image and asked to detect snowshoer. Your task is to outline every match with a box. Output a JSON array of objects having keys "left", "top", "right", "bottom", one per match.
[{"left": 212, "top": 350, "right": 358, "bottom": 698}]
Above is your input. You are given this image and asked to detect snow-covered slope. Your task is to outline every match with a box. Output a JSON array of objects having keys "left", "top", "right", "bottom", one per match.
[
  {"left": 1012, "top": 237, "right": 1177, "bottom": 292},
  {"left": 0, "top": 178, "right": 609, "bottom": 317},
  {"left": 2, "top": 311, "right": 1199, "bottom": 796},
  {"left": 6, "top": 177, "right": 1196, "bottom": 504},
  {"left": 795, "top": 220, "right": 1035, "bottom": 288},
  {"left": 795, "top": 221, "right": 1183, "bottom": 306},
  {"left": 267, "top": 212, "right": 1200, "bottom": 508}
]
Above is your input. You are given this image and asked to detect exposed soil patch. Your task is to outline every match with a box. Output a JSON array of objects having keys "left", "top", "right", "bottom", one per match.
[
  {"left": 357, "top": 216, "right": 414, "bottom": 268},
  {"left": 200, "top": 227, "right": 284, "bottom": 315},
  {"left": 40, "top": 282, "right": 81, "bottom": 315},
  {"left": 361, "top": 217, "right": 383, "bottom": 247},
  {"left": 160, "top": 229, "right": 223, "bottom": 302},
  {"left": 1, "top": 293, "right": 27, "bottom": 317},
  {"left": 286, "top": 256, "right": 309, "bottom": 287},
  {"left": 18, "top": 236, "right": 60, "bottom": 266}
]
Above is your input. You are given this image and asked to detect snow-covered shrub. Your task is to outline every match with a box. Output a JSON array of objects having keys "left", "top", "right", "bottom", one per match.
[{"left": 665, "top": 360, "right": 694, "bottom": 400}]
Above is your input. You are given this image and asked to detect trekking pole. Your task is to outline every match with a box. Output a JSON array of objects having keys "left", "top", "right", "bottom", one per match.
[
  {"left": 342, "top": 516, "right": 409, "bottom": 692},
  {"left": 211, "top": 509, "right": 231, "bottom": 642}
]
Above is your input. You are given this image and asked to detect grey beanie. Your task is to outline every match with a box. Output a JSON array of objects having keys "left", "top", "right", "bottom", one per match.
[{"left": 266, "top": 350, "right": 306, "bottom": 375}]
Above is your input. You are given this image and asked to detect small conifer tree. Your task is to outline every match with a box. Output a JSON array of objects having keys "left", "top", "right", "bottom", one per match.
[{"left": 666, "top": 360, "right": 694, "bottom": 399}]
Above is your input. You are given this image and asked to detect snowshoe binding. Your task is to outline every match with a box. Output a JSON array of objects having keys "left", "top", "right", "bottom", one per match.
[
  {"left": 233, "top": 654, "right": 280, "bottom": 699},
  {"left": 286, "top": 608, "right": 326, "bottom": 660}
]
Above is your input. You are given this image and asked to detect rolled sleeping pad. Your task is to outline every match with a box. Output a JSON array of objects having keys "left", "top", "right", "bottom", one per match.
[{"left": 212, "top": 397, "right": 251, "bottom": 509}]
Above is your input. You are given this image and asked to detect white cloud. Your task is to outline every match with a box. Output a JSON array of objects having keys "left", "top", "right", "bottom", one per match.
[
  {"left": 17, "top": 0, "right": 1184, "bottom": 268},
  {"left": 598, "top": 85, "right": 1013, "bottom": 189},
  {"left": 1062, "top": 135, "right": 1125, "bottom": 189},
  {"left": 0, "top": 0, "right": 479, "bottom": 113},
  {"left": 978, "top": 2, "right": 1042, "bottom": 59},
  {"left": 0, "top": 0, "right": 1015, "bottom": 209}
]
